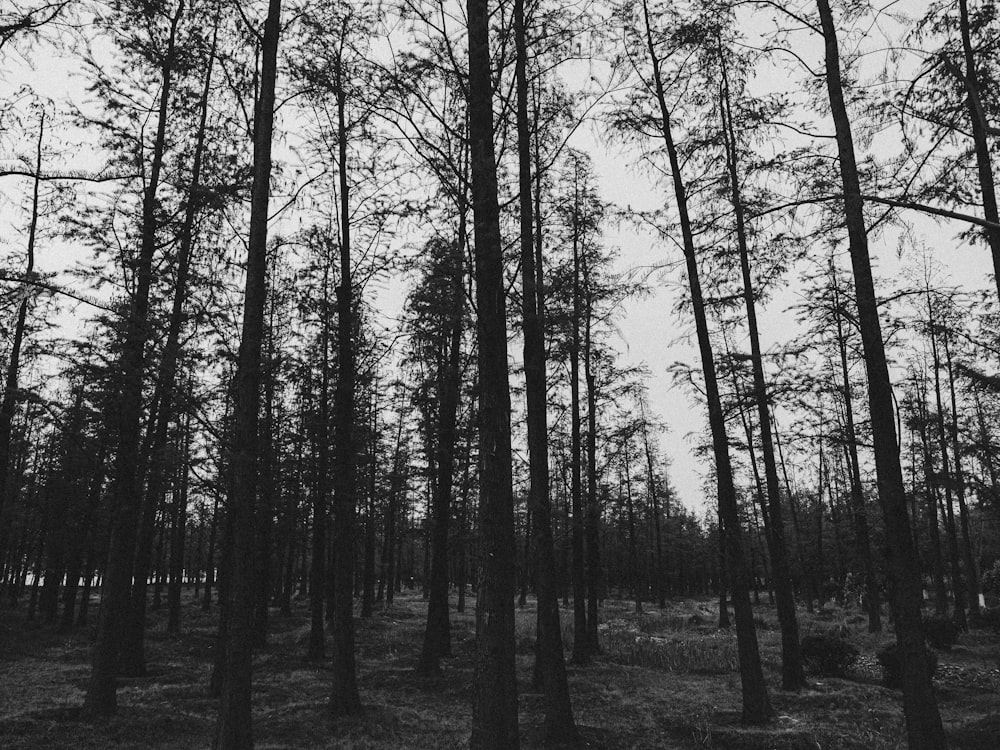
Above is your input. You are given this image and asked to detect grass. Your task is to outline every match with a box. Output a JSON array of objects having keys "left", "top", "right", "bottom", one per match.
[{"left": 0, "top": 589, "right": 998, "bottom": 748}]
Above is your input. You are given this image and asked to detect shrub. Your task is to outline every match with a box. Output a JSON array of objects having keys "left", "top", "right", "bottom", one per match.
[
  {"left": 922, "top": 615, "right": 959, "bottom": 650},
  {"left": 800, "top": 633, "right": 859, "bottom": 677},
  {"left": 876, "top": 642, "right": 938, "bottom": 689},
  {"left": 974, "top": 607, "right": 1000, "bottom": 632}
]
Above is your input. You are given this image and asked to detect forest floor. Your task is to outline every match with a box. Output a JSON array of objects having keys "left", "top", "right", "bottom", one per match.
[{"left": 1, "top": 590, "right": 998, "bottom": 749}]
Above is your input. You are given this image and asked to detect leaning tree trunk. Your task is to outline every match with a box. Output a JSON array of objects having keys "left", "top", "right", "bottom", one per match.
[
  {"left": 121, "top": 15, "right": 218, "bottom": 672},
  {"left": 467, "top": 0, "right": 519, "bottom": 744},
  {"left": 83, "top": 2, "right": 184, "bottom": 715},
  {"left": 640, "top": 0, "right": 771, "bottom": 723},
  {"left": 815, "top": 1, "right": 945, "bottom": 746},
  {"left": 720, "top": 67, "right": 805, "bottom": 690},
  {"left": 214, "top": 1, "right": 281, "bottom": 746},
  {"left": 0, "top": 110, "right": 43, "bottom": 553}
]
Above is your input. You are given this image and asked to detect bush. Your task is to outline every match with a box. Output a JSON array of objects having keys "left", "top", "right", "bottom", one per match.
[
  {"left": 923, "top": 615, "right": 959, "bottom": 650},
  {"left": 800, "top": 633, "right": 859, "bottom": 677},
  {"left": 876, "top": 642, "right": 938, "bottom": 688},
  {"left": 974, "top": 607, "right": 1000, "bottom": 632}
]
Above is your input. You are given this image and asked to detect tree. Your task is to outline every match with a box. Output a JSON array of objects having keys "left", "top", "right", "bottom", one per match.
[
  {"left": 615, "top": 0, "right": 773, "bottom": 724},
  {"left": 814, "top": 0, "right": 945, "bottom": 746},
  {"left": 83, "top": 0, "right": 186, "bottom": 713},
  {"left": 214, "top": 0, "right": 281, "bottom": 746},
  {"left": 514, "top": 0, "right": 576, "bottom": 736},
  {"left": 467, "top": 0, "right": 519, "bottom": 744}
]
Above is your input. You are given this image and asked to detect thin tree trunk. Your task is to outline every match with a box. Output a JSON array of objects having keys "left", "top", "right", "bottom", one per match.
[
  {"left": 417, "top": 225, "right": 464, "bottom": 674},
  {"left": 830, "top": 261, "right": 881, "bottom": 631},
  {"left": 957, "top": 0, "right": 1000, "bottom": 304},
  {"left": 309, "top": 264, "right": 332, "bottom": 660},
  {"left": 84, "top": 3, "right": 184, "bottom": 714},
  {"left": 582, "top": 245, "right": 601, "bottom": 656},
  {"left": 569, "top": 157, "right": 588, "bottom": 664},
  {"left": 640, "top": 0, "right": 771, "bottom": 723},
  {"left": 0, "top": 110, "right": 43, "bottom": 550},
  {"left": 330, "top": 45, "right": 361, "bottom": 713},
  {"left": 720, "top": 67, "right": 805, "bottom": 690},
  {"left": 514, "top": 0, "right": 576, "bottom": 734},
  {"left": 927, "top": 296, "right": 966, "bottom": 628},
  {"left": 944, "top": 332, "right": 980, "bottom": 615}
]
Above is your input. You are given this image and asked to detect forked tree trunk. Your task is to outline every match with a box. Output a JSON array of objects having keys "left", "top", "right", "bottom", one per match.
[{"left": 84, "top": 1, "right": 184, "bottom": 714}]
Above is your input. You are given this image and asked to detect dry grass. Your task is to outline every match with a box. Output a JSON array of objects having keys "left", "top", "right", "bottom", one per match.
[{"left": 0, "top": 590, "right": 997, "bottom": 748}]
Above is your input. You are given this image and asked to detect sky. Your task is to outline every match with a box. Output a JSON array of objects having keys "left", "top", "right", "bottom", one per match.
[{"left": 2, "top": 0, "right": 997, "bottom": 517}]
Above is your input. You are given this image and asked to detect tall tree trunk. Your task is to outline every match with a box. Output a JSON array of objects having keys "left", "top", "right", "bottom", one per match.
[
  {"left": 467, "top": 0, "right": 519, "bottom": 743},
  {"left": 361, "top": 390, "right": 377, "bottom": 619},
  {"left": 720, "top": 67, "right": 805, "bottom": 690},
  {"left": 956, "top": 0, "right": 1000, "bottom": 304},
  {"left": 0, "top": 110, "right": 43, "bottom": 550},
  {"left": 927, "top": 296, "right": 966, "bottom": 629},
  {"left": 582, "top": 246, "right": 601, "bottom": 656},
  {"left": 569, "top": 158, "right": 588, "bottom": 664},
  {"left": 815, "top": 1, "right": 945, "bottom": 745},
  {"left": 121, "top": 12, "right": 218, "bottom": 672},
  {"left": 83, "top": 2, "right": 184, "bottom": 715},
  {"left": 829, "top": 261, "right": 881, "bottom": 631},
  {"left": 917, "top": 384, "right": 950, "bottom": 616},
  {"left": 214, "top": 1, "right": 281, "bottom": 745},
  {"left": 417, "top": 228, "right": 465, "bottom": 674},
  {"left": 623, "top": 443, "right": 641, "bottom": 614},
  {"left": 944, "top": 332, "right": 980, "bottom": 615},
  {"left": 330, "top": 48, "right": 362, "bottom": 714},
  {"left": 640, "top": 0, "right": 771, "bottom": 723},
  {"left": 167, "top": 413, "right": 191, "bottom": 634},
  {"left": 514, "top": 0, "right": 576, "bottom": 736},
  {"left": 309, "top": 264, "right": 332, "bottom": 660},
  {"left": 640, "top": 407, "right": 665, "bottom": 608}
]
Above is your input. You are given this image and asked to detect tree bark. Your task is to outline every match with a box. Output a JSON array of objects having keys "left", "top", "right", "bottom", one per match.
[
  {"left": 330, "top": 45, "right": 362, "bottom": 714},
  {"left": 639, "top": 0, "right": 771, "bottom": 723},
  {"left": 214, "top": 1, "right": 281, "bottom": 745},
  {"left": 956, "top": 0, "right": 1000, "bottom": 304},
  {"left": 83, "top": 1, "right": 184, "bottom": 714},
  {"left": 719, "top": 69, "right": 805, "bottom": 689},
  {"left": 514, "top": 0, "right": 577, "bottom": 736},
  {"left": 815, "top": 1, "right": 946, "bottom": 745},
  {"left": 417, "top": 232, "right": 464, "bottom": 673},
  {"left": 467, "top": 0, "right": 519, "bottom": 743}
]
